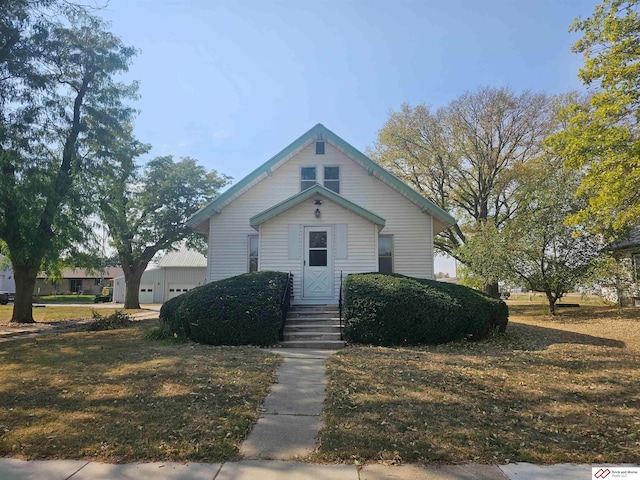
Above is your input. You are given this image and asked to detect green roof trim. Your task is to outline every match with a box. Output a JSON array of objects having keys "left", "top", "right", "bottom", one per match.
[
  {"left": 187, "top": 123, "right": 456, "bottom": 229},
  {"left": 250, "top": 184, "right": 386, "bottom": 228}
]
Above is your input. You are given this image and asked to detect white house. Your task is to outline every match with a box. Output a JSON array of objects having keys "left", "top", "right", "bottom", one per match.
[
  {"left": 0, "top": 255, "right": 15, "bottom": 295},
  {"left": 187, "top": 124, "right": 456, "bottom": 305},
  {"left": 113, "top": 248, "right": 207, "bottom": 304}
]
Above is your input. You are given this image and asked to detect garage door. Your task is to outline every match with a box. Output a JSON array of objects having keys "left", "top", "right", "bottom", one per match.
[
  {"left": 168, "top": 284, "right": 196, "bottom": 300},
  {"left": 139, "top": 284, "right": 154, "bottom": 304}
]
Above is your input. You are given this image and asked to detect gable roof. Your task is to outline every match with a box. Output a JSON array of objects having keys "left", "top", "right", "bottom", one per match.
[
  {"left": 158, "top": 248, "right": 207, "bottom": 268},
  {"left": 36, "top": 267, "right": 123, "bottom": 280},
  {"left": 187, "top": 123, "right": 456, "bottom": 232},
  {"left": 250, "top": 184, "right": 385, "bottom": 229}
]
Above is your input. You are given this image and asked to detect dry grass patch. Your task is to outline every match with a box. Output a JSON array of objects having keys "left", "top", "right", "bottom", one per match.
[
  {"left": 317, "top": 304, "right": 640, "bottom": 466},
  {"left": 0, "top": 306, "right": 145, "bottom": 327},
  {"left": 0, "top": 322, "right": 281, "bottom": 462}
]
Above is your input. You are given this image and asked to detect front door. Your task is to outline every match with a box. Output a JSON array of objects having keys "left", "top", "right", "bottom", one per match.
[{"left": 303, "top": 226, "right": 333, "bottom": 299}]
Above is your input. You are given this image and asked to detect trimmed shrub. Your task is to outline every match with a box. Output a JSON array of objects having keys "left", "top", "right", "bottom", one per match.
[
  {"left": 344, "top": 273, "right": 508, "bottom": 346},
  {"left": 419, "top": 277, "right": 509, "bottom": 335},
  {"left": 159, "top": 271, "right": 290, "bottom": 346}
]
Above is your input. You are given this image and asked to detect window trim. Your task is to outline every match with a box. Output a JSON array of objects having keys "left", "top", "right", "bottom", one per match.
[
  {"left": 323, "top": 165, "right": 340, "bottom": 194},
  {"left": 300, "top": 166, "right": 317, "bottom": 192},
  {"left": 248, "top": 235, "right": 259, "bottom": 273},
  {"left": 378, "top": 234, "right": 393, "bottom": 274}
]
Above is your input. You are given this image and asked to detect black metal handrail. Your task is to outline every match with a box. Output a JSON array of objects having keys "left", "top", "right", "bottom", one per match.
[
  {"left": 279, "top": 272, "right": 294, "bottom": 340},
  {"left": 339, "top": 270, "right": 344, "bottom": 340}
]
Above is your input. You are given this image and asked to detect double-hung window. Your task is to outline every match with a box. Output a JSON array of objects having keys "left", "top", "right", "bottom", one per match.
[
  {"left": 248, "top": 235, "right": 259, "bottom": 272},
  {"left": 324, "top": 166, "right": 340, "bottom": 194},
  {"left": 378, "top": 235, "right": 393, "bottom": 274},
  {"left": 634, "top": 254, "right": 640, "bottom": 282},
  {"left": 300, "top": 167, "right": 317, "bottom": 191}
]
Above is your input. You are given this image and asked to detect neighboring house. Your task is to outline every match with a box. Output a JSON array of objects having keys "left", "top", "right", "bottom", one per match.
[
  {"left": 603, "top": 227, "right": 640, "bottom": 307},
  {"left": 112, "top": 248, "right": 207, "bottom": 304},
  {"left": 0, "top": 255, "right": 16, "bottom": 294},
  {"left": 35, "top": 267, "right": 124, "bottom": 296},
  {"left": 187, "top": 124, "right": 456, "bottom": 305}
]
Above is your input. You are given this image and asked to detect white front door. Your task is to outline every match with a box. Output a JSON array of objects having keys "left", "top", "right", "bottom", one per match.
[{"left": 303, "top": 226, "right": 333, "bottom": 299}]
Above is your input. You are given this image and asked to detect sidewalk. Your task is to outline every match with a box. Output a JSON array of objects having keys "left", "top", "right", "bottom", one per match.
[{"left": 0, "top": 457, "right": 620, "bottom": 479}]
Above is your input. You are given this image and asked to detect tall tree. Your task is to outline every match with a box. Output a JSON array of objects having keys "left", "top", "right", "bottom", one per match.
[
  {"left": 0, "top": 4, "right": 137, "bottom": 322},
  {"left": 371, "top": 87, "right": 557, "bottom": 295},
  {"left": 459, "top": 157, "right": 602, "bottom": 315},
  {"left": 550, "top": 0, "right": 640, "bottom": 236},
  {"left": 97, "top": 137, "right": 230, "bottom": 308}
]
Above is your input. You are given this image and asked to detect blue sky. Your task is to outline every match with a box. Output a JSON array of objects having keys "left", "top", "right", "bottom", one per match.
[{"left": 99, "top": 0, "right": 599, "bottom": 275}]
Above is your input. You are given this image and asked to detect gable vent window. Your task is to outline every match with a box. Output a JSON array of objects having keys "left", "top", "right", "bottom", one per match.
[
  {"left": 316, "top": 141, "right": 325, "bottom": 155},
  {"left": 324, "top": 166, "right": 340, "bottom": 194},
  {"left": 300, "top": 166, "right": 317, "bottom": 191}
]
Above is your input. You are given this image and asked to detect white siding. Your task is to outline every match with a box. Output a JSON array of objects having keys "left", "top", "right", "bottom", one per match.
[
  {"left": 162, "top": 267, "right": 207, "bottom": 302},
  {"left": 259, "top": 198, "right": 378, "bottom": 303},
  {"left": 112, "top": 267, "right": 206, "bottom": 303},
  {"left": 207, "top": 139, "right": 435, "bottom": 284},
  {"left": 113, "top": 269, "right": 163, "bottom": 304}
]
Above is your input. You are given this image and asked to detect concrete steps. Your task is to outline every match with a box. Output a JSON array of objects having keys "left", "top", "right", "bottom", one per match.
[{"left": 280, "top": 305, "right": 345, "bottom": 349}]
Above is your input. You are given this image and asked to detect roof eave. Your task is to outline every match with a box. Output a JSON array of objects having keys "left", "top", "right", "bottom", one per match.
[
  {"left": 250, "top": 184, "right": 386, "bottom": 228},
  {"left": 187, "top": 123, "right": 457, "bottom": 230},
  {"left": 186, "top": 124, "right": 326, "bottom": 227}
]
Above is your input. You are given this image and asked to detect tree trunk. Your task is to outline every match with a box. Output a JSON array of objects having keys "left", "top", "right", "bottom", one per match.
[
  {"left": 545, "top": 291, "right": 557, "bottom": 316},
  {"left": 124, "top": 266, "right": 145, "bottom": 309},
  {"left": 483, "top": 281, "right": 500, "bottom": 299},
  {"left": 11, "top": 263, "right": 38, "bottom": 323}
]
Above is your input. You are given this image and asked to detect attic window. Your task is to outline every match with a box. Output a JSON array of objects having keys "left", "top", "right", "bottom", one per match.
[
  {"left": 315, "top": 141, "right": 325, "bottom": 155},
  {"left": 324, "top": 166, "right": 340, "bottom": 194},
  {"left": 300, "top": 167, "right": 317, "bottom": 191}
]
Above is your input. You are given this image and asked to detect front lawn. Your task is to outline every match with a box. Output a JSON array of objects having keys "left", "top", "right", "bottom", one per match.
[
  {"left": 0, "top": 306, "right": 145, "bottom": 326},
  {"left": 317, "top": 304, "right": 640, "bottom": 465},
  {"left": 0, "top": 322, "right": 281, "bottom": 462},
  {"left": 35, "top": 295, "right": 96, "bottom": 304}
]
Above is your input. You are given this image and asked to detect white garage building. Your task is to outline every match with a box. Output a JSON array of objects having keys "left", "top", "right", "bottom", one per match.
[{"left": 113, "top": 249, "right": 207, "bottom": 304}]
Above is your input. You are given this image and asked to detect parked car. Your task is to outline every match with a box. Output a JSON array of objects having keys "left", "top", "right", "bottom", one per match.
[{"left": 0, "top": 291, "right": 14, "bottom": 305}]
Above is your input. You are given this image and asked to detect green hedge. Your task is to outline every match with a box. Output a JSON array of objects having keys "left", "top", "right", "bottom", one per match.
[
  {"left": 344, "top": 273, "right": 508, "bottom": 346},
  {"left": 159, "top": 271, "right": 290, "bottom": 346}
]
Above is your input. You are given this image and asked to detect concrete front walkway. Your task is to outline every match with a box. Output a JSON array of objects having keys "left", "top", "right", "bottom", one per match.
[{"left": 239, "top": 348, "right": 334, "bottom": 460}]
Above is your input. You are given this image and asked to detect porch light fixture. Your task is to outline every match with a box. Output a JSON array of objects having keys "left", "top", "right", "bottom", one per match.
[{"left": 315, "top": 208, "right": 321, "bottom": 219}]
